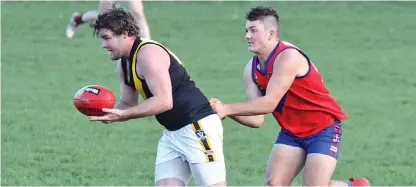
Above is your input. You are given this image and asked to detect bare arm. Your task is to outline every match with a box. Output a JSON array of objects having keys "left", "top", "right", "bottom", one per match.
[
  {"left": 223, "top": 49, "right": 305, "bottom": 116},
  {"left": 115, "top": 60, "right": 139, "bottom": 110},
  {"left": 122, "top": 44, "right": 173, "bottom": 119},
  {"left": 227, "top": 61, "right": 265, "bottom": 128}
]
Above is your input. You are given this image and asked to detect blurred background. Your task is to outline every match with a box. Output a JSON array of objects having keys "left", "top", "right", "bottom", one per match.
[{"left": 2, "top": 1, "right": 416, "bottom": 186}]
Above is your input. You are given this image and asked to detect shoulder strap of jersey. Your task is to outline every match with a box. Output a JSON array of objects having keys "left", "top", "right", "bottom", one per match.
[
  {"left": 266, "top": 41, "right": 301, "bottom": 75},
  {"left": 120, "top": 57, "right": 132, "bottom": 85},
  {"left": 267, "top": 41, "right": 313, "bottom": 78},
  {"left": 250, "top": 56, "right": 266, "bottom": 96},
  {"left": 250, "top": 56, "right": 257, "bottom": 84},
  {"left": 136, "top": 38, "right": 185, "bottom": 67}
]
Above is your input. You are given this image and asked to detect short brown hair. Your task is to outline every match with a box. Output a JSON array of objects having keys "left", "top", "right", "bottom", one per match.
[
  {"left": 246, "top": 6, "right": 279, "bottom": 26},
  {"left": 92, "top": 7, "right": 139, "bottom": 37}
]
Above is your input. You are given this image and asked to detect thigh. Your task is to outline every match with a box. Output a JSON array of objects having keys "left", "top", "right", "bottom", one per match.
[
  {"left": 189, "top": 160, "right": 226, "bottom": 187},
  {"left": 155, "top": 130, "right": 182, "bottom": 166},
  {"left": 302, "top": 121, "right": 342, "bottom": 186},
  {"left": 302, "top": 153, "right": 337, "bottom": 186},
  {"left": 266, "top": 130, "right": 306, "bottom": 186},
  {"left": 155, "top": 157, "right": 192, "bottom": 186}
]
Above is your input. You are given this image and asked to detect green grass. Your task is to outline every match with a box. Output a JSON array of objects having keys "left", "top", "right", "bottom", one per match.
[{"left": 2, "top": 1, "right": 416, "bottom": 186}]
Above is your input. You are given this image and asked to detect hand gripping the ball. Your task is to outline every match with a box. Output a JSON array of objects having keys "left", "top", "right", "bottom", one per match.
[{"left": 89, "top": 108, "right": 129, "bottom": 123}]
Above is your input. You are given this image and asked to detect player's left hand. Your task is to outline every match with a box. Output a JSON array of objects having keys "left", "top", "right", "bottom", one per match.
[{"left": 89, "top": 108, "right": 129, "bottom": 123}]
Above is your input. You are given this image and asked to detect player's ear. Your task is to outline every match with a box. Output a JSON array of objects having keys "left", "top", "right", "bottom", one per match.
[
  {"left": 122, "top": 31, "right": 129, "bottom": 39},
  {"left": 268, "top": 29, "right": 276, "bottom": 41}
]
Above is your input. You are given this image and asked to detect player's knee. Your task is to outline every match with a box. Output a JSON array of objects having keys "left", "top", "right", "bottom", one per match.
[
  {"left": 195, "top": 177, "right": 226, "bottom": 187},
  {"left": 264, "top": 176, "right": 291, "bottom": 186},
  {"left": 265, "top": 179, "right": 288, "bottom": 187},
  {"left": 207, "top": 181, "right": 226, "bottom": 187},
  {"left": 155, "top": 178, "right": 185, "bottom": 186}
]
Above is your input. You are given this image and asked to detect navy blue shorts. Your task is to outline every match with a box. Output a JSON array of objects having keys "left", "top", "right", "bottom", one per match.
[{"left": 275, "top": 120, "right": 342, "bottom": 159}]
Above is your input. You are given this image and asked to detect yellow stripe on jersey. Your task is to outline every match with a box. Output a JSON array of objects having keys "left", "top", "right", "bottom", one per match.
[{"left": 131, "top": 43, "right": 147, "bottom": 100}]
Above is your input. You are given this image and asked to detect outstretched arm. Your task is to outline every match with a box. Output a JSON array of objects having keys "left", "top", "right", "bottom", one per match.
[
  {"left": 221, "top": 49, "right": 304, "bottom": 117},
  {"left": 226, "top": 60, "right": 265, "bottom": 128}
]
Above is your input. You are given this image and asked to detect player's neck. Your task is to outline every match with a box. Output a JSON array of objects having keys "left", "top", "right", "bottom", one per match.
[
  {"left": 124, "top": 36, "right": 138, "bottom": 57},
  {"left": 257, "top": 40, "right": 280, "bottom": 64}
]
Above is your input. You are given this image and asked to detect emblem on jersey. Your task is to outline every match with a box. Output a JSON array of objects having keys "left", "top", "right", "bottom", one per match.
[
  {"left": 84, "top": 87, "right": 101, "bottom": 95},
  {"left": 195, "top": 130, "right": 206, "bottom": 140}
]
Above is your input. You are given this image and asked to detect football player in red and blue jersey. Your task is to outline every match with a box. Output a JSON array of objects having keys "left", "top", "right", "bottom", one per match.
[{"left": 211, "top": 6, "right": 370, "bottom": 187}]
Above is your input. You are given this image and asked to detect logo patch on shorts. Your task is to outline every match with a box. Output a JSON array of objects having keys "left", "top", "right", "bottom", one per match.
[
  {"left": 330, "top": 145, "right": 338, "bottom": 153},
  {"left": 333, "top": 134, "right": 340, "bottom": 142},
  {"left": 195, "top": 130, "right": 206, "bottom": 140}
]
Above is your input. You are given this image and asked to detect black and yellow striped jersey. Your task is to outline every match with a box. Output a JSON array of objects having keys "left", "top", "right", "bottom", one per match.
[{"left": 120, "top": 37, "right": 214, "bottom": 131}]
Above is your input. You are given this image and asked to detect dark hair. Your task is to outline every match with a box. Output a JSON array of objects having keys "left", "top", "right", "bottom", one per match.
[
  {"left": 246, "top": 6, "right": 279, "bottom": 26},
  {"left": 92, "top": 7, "right": 139, "bottom": 37}
]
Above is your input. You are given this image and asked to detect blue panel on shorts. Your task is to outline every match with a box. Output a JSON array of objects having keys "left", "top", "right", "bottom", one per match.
[{"left": 275, "top": 121, "right": 342, "bottom": 159}]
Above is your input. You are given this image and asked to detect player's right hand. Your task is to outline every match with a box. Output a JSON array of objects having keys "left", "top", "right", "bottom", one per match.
[
  {"left": 89, "top": 108, "right": 129, "bottom": 123},
  {"left": 209, "top": 98, "right": 221, "bottom": 105},
  {"left": 209, "top": 98, "right": 226, "bottom": 120}
]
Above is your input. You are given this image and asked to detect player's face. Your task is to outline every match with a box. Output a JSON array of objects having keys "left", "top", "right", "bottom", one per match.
[
  {"left": 245, "top": 20, "right": 268, "bottom": 53},
  {"left": 98, "top": 29, "right": 125, "bottom": 60}
]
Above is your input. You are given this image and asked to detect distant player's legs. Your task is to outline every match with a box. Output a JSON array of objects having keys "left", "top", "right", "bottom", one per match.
[
  {"left": 65, "top": 10, "right": 99, "bottom": 38},
  {"left": 302, "top": 121, "right": 370, "bottom": 186},
  {"left": 65, "top": 0, "right": 115, "bottom": 38},
  {"left": 66, "top": 0, "right": 151, "bottom": 39},
  {"left": 127, "top": 0, "right": 151, "bottom": 39},
  {"left": 265, "top": 130, "right": 306, "bottom": 186},
  {"left": 98, "top": 0, "right": 116, "bottom": 12}
]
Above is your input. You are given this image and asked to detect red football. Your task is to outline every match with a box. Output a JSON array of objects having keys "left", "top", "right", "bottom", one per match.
[{"left": 74, "top": 85, "right": 116, "bottom": 116}]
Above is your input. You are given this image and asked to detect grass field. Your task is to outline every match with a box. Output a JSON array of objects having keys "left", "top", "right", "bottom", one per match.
[{"left": 2, "top": 1, "right": 416, "bottom": 186}]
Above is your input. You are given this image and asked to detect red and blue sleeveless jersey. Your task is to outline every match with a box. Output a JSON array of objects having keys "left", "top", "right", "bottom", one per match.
[{"left": 252, "top": 41, "right": 347, "bottom": 137}]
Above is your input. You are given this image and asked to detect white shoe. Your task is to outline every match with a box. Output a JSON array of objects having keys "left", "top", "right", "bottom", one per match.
[{"left": 66, "top": 12, "right": 82, "bottom": 38}]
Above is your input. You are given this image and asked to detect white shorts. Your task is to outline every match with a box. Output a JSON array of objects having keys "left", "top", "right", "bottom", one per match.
[{"left": 154, "top": 114, "right": 226, "bottom": 186}]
